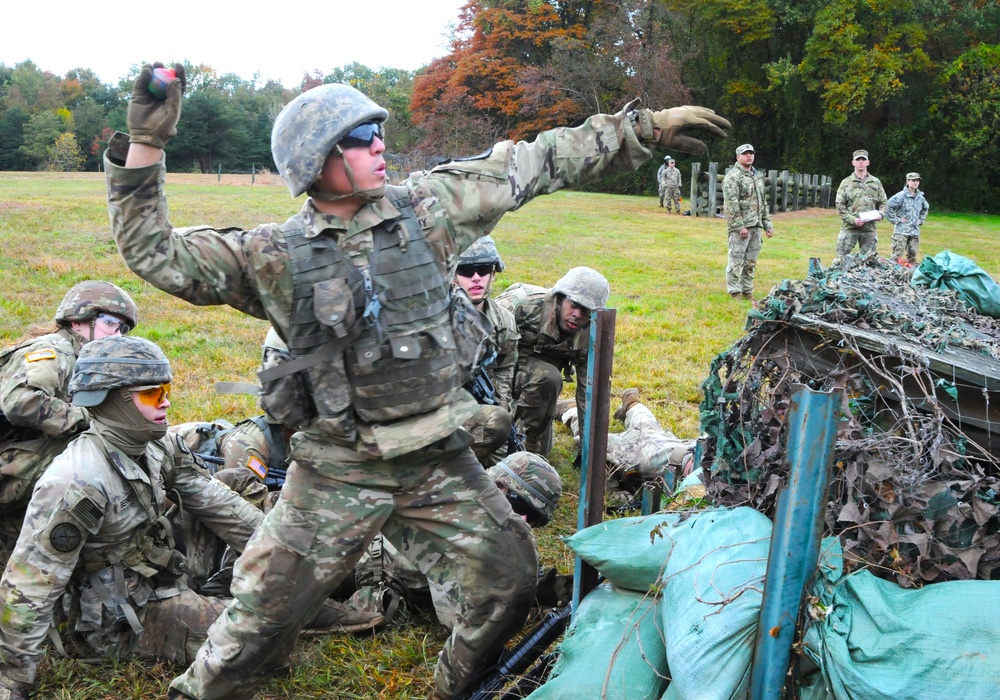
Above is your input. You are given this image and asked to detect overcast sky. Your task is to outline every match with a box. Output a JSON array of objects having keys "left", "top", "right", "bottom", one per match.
[{"left": 3, "top": 0, "right": 466, "bottom": 87}]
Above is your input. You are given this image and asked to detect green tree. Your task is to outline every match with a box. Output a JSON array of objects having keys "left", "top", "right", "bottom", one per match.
[
  {"left": 19, "top": 109, "right": 72, "bottom": 170},
  {"left": 48, "top": 132, "right": 84, "bottom": 171},
  {"left": 0, "top": 105, "right": 29, "bottom": 170}
]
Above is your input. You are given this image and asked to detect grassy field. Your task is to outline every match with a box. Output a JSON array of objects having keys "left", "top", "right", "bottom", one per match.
[{"left": 1, "top": 171, "right": 999, "bottom": 698}]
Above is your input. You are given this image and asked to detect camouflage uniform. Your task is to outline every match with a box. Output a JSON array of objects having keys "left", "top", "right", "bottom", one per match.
[
  {"left": 561, "top": 401, "right": 694, "bottom": 491},
  {"left": 0, "top": 328, "right": 87, "bottom": 520},
  {"left": 722, "top": 163, "right": 772, "bottom": 296},
  {"left": 497, "top": 284, "right": 589, "bottom": 455},
  {"left": 886, "top": 185, "right": 929, "bottom": 264},
  {"left": 835, "top": 173, "right": 888, "bottom": 258},
  {"left": 463, "top": 297, "right": 519, "bottom": 465},
  {"left": 0, "top": 338, "right": 262, "bottom": 694},
  {"left": 1, "top": 281, "right": 137, "bottom": 560},
  {"left": 105, "top": 92, "right": 651, "bottom": 699},
  {"left": 660, "top": 160, "right": 682, "bottom": 212}
]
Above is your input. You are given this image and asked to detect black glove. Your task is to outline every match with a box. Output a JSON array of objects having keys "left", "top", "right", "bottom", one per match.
[
  {"left": 636, "top": 106, "right": 731, "bottom": 155},
  {"left": 127, "top": 61, "right": 186, "bottom": 149}
]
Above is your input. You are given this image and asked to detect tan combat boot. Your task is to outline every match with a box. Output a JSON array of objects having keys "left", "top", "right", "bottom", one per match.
[{"left": 613, "top": 388, "right": 641, "bottom": 422}]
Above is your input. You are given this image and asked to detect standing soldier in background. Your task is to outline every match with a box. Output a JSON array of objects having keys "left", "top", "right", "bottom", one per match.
[
  {"left": 0, "top": 336, "right": 264, "bottom": 700},
  {"left": 453, "top": 236, "right": 520, "bottom": 466},
  {"left": 0, "top": 281, "right": 137, "bottom": 561},
  {"left": 660, "top": 156, "right": 682, "bottom": 213},
  {"left": 104, "top": 61, "right": 729, "bottom": 700},
  {"left": 498, "top": 267, "right": 610, "bottom": 457},
  {"left": 886, "top": 172, "right": 929, "bottom": 265},
  {"left": 835, "top": 149, "right": 888, "bottom": 259},
  {"left": 722, "top": 144, "right": 774, "bottom": 300}
]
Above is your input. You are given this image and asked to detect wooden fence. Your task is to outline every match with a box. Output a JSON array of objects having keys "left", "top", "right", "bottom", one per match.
[{"left": 689, "top": 163, "right": 834, "bottom": 218}]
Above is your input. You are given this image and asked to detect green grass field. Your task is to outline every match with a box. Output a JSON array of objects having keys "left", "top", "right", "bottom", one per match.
[{"left": 1, "top": 171, "right": 999, "bottom": 698}]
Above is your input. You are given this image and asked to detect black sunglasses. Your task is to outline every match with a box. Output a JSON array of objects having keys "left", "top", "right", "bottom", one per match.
[
  {"left": 340, "top": 121, "right": 384, "bottom": 149},
  {"left": 456, "top": 264, "right": 495, "bottom": 278},
  {"left": 506, "top": 491, "right": 546, "bottom": 527}
]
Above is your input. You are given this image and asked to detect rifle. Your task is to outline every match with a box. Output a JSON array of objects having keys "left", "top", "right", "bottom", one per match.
[
  {"left": 459, "top": 605, "right": 572, "bottom": 700},
  {"left": 464, "top": 366, "right": 525, "bottom": 454}
]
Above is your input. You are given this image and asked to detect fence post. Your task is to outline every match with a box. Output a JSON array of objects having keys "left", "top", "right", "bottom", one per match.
[
  {"left": 708, "top": 162, "right": 719, "bottom": 217},
  {"left": 768, "top": 170, "right": 778, "bottom": 215},
  {"left": 821, "top": 176, "right": 831, "bottom": 208},
  {"left": 691, "top": 163, "right": 702, "bottom": 217},
  {"left": 217, "top": 164, "right": 221, "bottom": 183},
  {"left": 780, "top": 170, "right": 790, "bottom": 212},
  {"left": 251, "top": 164, "right": 256, "bottom": 186}
]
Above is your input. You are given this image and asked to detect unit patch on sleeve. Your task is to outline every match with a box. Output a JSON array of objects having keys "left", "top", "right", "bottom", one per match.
[{"left": 25, "top": 349, "right": 58, "bottom": 363}]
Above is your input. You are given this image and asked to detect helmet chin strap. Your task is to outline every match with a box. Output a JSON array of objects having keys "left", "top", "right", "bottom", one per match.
[{"left": 308, "top": 145, "right": 386, "bottom": 205}]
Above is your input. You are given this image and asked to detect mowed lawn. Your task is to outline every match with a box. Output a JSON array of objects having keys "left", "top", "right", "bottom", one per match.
[{"left": 1, "top": 171, "right": 998, "bottom": 698}]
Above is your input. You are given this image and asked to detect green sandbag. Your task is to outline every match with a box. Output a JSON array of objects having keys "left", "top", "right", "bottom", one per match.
[
  {"left": 802, "top": 539, "right": 1000, "bottom": 699},
  {"left": 526, "top": 583, "right": 668, "bottom": 700},
  {"left": 912, "top": 250, "right": 1000, "bottom": 318},
  {"left": 562, "top": 513, "right": 686, "bottom": 592},
  {"left": 659, "top": 507, "right": 772, "bottom": 700}
]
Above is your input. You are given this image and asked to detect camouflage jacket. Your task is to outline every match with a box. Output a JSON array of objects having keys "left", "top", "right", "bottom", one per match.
[
  {"left": 481, "top": 297, "right": 519, "bottom": 407},
  {"left": 496, "top": 283, "right": 589, "bottom": 415},
  {"left": 105, "top": 111, "right": 650, "bottom": 457},
  {"left": 836, "top": 173, "right": 888, "bottom": 233},
  {"left": 659, "top": 165, "right": 681, "bottom": 189},
  {"left": 722, "top": 165, "right": 771, "bottom": 234},
  {"left": 0, "top": 426, "right": 262, "bottom": 684},
  {"left": 0, "top": 327, "right": 88, "bottom": 440},
  {"left": 886, "top": 188, "right": 929, "bottom": 238}
]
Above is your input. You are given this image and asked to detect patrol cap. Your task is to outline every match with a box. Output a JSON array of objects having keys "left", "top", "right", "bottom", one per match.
[
  {"left": 667, "top": 157, "right": 675, "bottom": 162},
  {"left": 853, "top": 149, "right": 869, "bottom": 160},
  {"left": 735, "top": 144, "right": 754, "bottom": 155},
  {"left": 906, "top": 172, "right": 921, "bottom": 180}
]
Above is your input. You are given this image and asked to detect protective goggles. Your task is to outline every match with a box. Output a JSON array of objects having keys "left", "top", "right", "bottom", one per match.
[
  {"left": 132, "top": 383, "right": 171, "bottom": 407},
  {"left": 505, "top": 491, "right": 546, "bottom": 528},
  {"left": 339, "top": 121, "right": 384, "bottom": 149},
  {"left": 96, "top": 313, "right": 130, "bottom": 335},
  {"left": 456, "top": 264, "right": 495, "bottom": 278}
]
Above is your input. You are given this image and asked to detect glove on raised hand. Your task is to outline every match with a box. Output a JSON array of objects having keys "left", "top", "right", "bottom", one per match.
[
  {"left": 127, "top": 62, "right": 186, "bottom": 149},
  {"left": 636, "top": 106, "right": 731, "bottom": 155}
]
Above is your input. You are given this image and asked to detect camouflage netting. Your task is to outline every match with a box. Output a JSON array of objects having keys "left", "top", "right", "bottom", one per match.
[{"left": 699, "top": 254, "right": 1000, "bottom": 587}]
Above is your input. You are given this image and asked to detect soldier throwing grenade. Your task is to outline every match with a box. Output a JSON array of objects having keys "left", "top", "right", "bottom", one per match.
[{"left": 105, "top": 61, "right": 729, "bottom": 700}]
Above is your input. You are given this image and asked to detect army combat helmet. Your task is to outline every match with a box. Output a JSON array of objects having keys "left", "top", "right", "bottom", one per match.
[
  {"left": 271, "top": 83, "right": 389, "bottom": 200},
  {"left": 458, "top": 235, "right": 505, "bottom": 272},
  {"left": 488, "top": 452, "right": 562, "bottom": 527},
  {"left": 55, "top": 280, "right": 138, "bottom": 332},
  {"left": 551, "top": 266, "right": 610, "bottom": 311},
  {"left": 70, "top": 336, "right": 171, "bottom": 407}
]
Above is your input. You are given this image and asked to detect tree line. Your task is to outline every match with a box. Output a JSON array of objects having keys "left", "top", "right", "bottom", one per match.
[{"left": 2, "top": 0, "right": 998, "bottom": 211}]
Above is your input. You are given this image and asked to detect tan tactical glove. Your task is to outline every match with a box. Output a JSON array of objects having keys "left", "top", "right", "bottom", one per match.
[
  {"left": 0, "top": 675, "right": 29, "bottom": 700},
  {"left": 127, "top": 62, "right": 186, "bottom": 149},
  {"left": 635, "top": 106, "right": 731, "bottom": 155}
]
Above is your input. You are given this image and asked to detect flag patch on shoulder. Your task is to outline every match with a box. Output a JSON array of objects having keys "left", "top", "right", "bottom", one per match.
[
  {"left": 245, "top": 455, "right": 268, "bottom": 480},
  {"left": 25, "top": 349, "right": 58, "bottom": 363}
]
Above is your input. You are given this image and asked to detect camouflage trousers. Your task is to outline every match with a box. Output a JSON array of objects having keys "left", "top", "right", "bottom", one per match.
[
  {"left": 664, "top": 186, "right": 681, "bottom": 213},
  {"left": 836, "top": 228, "right": 878, "bottom": 258},
  {"left": 512, "top": 357, "right": 563, "bottom": 455},
  {"left": 565, "top": 403, "right": 694, "bottom": 487},
  {"left": 168, "top": 430, "right": 538, "bottom": 700},
  {"left": 133, "top": 589, "right": 229, "bottom": 666},
  {"left": 726, "top": 227, "right": 763, "bottom": 295},
  {"left": 890, "top": 234, "right": 920, "bottom": 264},
  {"left": 462, "top": 404, "right": 512, "bottom": 467}
]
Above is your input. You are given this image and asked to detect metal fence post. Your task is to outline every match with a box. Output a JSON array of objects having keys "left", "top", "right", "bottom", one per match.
[
  {"left": 572, "top": 308, "right": 616, "bottom": 613},
  {"left": 750, "top": 384, "right": 841, "bottom": 700}
]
